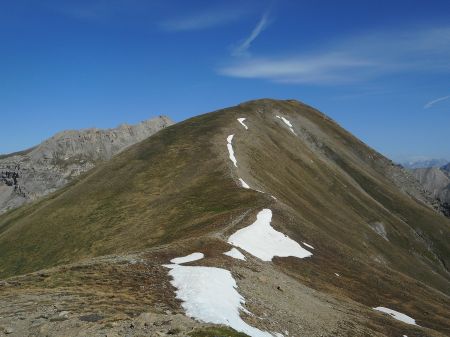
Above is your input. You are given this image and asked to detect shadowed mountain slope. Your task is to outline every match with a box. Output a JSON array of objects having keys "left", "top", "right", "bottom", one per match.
[{"left": 0, "top": 99, "right": 449, "bottom": 337}]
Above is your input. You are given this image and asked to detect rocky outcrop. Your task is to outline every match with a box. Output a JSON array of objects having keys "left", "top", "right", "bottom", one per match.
[
  {"left": 0, "top": 116, "right": 173, "bottom": 213},
  {"left": 411, "top": 166, "right": 450, "bottom": 217}
]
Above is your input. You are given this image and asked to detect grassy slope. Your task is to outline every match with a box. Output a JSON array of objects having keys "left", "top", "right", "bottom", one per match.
[
  {"left": 225, "top": 99, "right": 450, "bottom": 333},
  {"left": 0, "top": 110, "right": 261, "bottom": 277}
]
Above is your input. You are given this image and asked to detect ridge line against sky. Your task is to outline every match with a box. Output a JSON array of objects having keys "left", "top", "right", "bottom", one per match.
[{"left": 0, "top": 0, "right": 449, "bottom": 161}]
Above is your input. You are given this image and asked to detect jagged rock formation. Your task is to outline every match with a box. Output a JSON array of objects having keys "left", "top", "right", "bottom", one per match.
[
  {"left": 411, "top": 165, "right": 450, "bottom": 217},
  {"left": 0, "top": 116, "right": 173, "bottom": 213}
]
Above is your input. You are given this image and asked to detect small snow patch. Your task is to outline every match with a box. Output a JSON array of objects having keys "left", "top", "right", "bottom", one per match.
[
  {"left": 302, "top": 242, "right": 314, "bottom": 250},
  {"left": 373, "top": 307, "right": 417, "bottom": 325},
  {"left": 170, "top": 252, "right": 204, "bottom": 265},
  {"left": 334, "top": 273, "right": 340, "bottom": 277},
  {"left": 369, "top": 222, "right": 388, "bottom": 241},
  {"left": 237, "top": 118, "right": 248, "bottom": 130},
  {"left": 239, "top": 178, "right": 250, "bottom": 189},
  {"left": 227, "top": 134, "right": 238, "bottom": 167},
  {"left": 224, "top": 248, "right": 246, "bottom": 261},
  {"left": 228, "top": 209, "right": 312, "bottom": 262},
  {"left": 276, "top": 115, "right": 296, "bottom": 135}
]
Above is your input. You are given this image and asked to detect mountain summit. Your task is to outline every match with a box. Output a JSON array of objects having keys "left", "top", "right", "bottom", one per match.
[{"left": 0, "top": 100, "right": 448, "bottom": 337}]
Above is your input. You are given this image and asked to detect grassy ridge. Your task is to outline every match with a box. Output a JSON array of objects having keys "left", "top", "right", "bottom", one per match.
[{"left": 0, "top": 110, "right": 261, "bottom": 277}]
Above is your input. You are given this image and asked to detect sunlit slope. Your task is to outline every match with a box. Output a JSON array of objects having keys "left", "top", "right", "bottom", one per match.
[
  {"left": 222, "top": 99, "right": 450, "bottom": 333},
  {"left": 0, "top": 110, "right": 263, "bottom": 277},
  {"left": 229, "top": 100, "right": 449, "bottom": 286},
  {"left": 1, "top": 98, "right": 448, "bottom": 294}
]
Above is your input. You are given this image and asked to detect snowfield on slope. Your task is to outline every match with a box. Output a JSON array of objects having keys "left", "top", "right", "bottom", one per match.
[
  {"left": 237, "top": 118, "right": 249, "bottom": 130},
  {"left": 224, "top": 247, "right": 247, "bottom": 260},
  {"left": 373, "top": 307, "right": 418, "bottom": 325},
  {"left": 170, "top": 252, "right": 204, "bottom": 264},
  {"left": 228, "top": 209, "right": 312, "bottom": 261},
  {"left": 227, "top": 134, "right": 238, "bottom": 167},
  {"left": 164, "top": 252, "right": 278, "bottom": 337}
]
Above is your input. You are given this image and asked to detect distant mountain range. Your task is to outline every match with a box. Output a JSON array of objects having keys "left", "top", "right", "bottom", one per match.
[
  {"left": 401, "top": 158, "right": 449, "bottom": 169},
  {"left": 0, "top": 116, "right": 173, "bottom": 213}
]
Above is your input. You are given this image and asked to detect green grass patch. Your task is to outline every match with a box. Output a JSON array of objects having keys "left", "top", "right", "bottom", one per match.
[{"left": 189, "top": 326, "right": 249, "bottom": 337}]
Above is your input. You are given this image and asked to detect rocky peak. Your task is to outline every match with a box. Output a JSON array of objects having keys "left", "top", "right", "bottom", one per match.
[{"left": 0, "top": 115, "right": 173, "bottom": 213}]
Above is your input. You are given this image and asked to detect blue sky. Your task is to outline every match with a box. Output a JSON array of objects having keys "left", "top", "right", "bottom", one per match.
[{"left": 1, "top": 0, "right": 449, "bottom": 162}]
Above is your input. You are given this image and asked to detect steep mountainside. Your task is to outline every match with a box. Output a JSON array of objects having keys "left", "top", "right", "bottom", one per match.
[
  {"left": 412, "top": 166, "right": 450, "bottom": 217},
  {"left": 0, "top": 116, "right": 173, "bottom": 213},
  {"left": 0, "top": 100, "right": 448, "bottom": 337}
]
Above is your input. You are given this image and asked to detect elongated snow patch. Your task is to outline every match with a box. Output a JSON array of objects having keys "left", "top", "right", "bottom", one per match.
[
  {"left": 275, "top": 115, "right": 296, "bottom": 135},
  {"left": 239, "top": 178, "right": 250, "bottom": 189},
  {"left": 237, "top": 118, "right": 249, "bottom": 130},
  {"left": 302, "top": 242, "right": 314, "bottom": 250},
  {"left": 224, "top": 247, "right": 246, "bottom": 260},
  {"left": 170, "top": 252, "right": 204, "bottom": 265},
  {"left": 227, "top": 134, "right": 238, "bottom": 167},
  {"left": 165, "top": 263, "right": 274, "bottom": 337},
  {"left": 373, "top": 307, "right": 417, "bottom": 325},
  {"left": 228, "top": 209, "right": 312, "bottom": 261}
]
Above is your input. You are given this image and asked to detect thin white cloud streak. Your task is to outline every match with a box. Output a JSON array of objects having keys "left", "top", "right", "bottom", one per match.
[
  {"left": 160, "top": 8, "right": 246, "bottom": 31},
  {"left": 220, "top": 54, "right": 376, "bottom": 84},
  {"left": 233, "top": 12, "right": 270, "bottom": 56},
  {"left": 424, "top": 95, "right": 450, "bottom": 109},
  {"left": 218, "top": 26, "right": 450, "bottom": 85}
]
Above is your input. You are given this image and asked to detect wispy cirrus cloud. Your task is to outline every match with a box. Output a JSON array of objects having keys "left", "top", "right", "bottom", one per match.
[
  {"left": 160, "top": 7, "right": 248, "bottom": 32},
  {"left": 424, "top": 94, "right": 450, "bottom": 109},
  {"left": 220, "top": 53, "right": 376, "bottom": 84},
  {"left": 219, "top": 26, "right": 450, "bottom": 85},
  {"left": 232, "top": 12, "right": 271, "bottom": 56}
]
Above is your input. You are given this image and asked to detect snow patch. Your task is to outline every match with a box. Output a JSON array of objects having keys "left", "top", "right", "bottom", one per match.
[
  {"left": 170, "top": 252, "right": 204, "bottom": 265},
  {"left": 276, "top": 115, "right": 296, "bottom": 135},
  {"left": 334, "top": 273, "right": 340, "bottom": 277},
  {"left": 373, "top": 307, "right": 417, "bottom": 325},
  {"left": 165, "top": 263, "right": 275, "bottom": 337},
  {"left": 224, "top": 247, "right": 246, "bottom": 261},
  {"left": 227, "top": 134, "right": 238, "bottom": 167},
  {"left": 237, "top": 118, "right": 248, "bottom": 130},
  {"left": 302, "top": 242, "right": 314, "bottom": 250},
  {"left": 228, "top": 209, "right": 312, "bottom": 262},
  {"left": 239, "top": 178, "right": 250, "bottom": 189}
]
